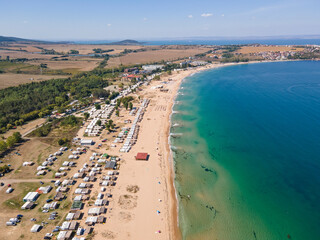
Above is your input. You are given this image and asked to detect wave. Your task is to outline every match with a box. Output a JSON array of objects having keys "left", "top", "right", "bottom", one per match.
[{"left": 170, "top": 133, "right": 183, "bottom": 137}]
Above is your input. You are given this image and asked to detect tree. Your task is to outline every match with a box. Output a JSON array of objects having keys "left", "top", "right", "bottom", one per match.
[
  {"left": 58, "top": 138, "right": 65, "bottom": 146},
  {"left": 6, "top": 136, "right": 16, "bottom": 148},
  {"left": 12, "top": 132, "right": 22, "bottom": 143},
  {"left": 129, "top": 102, "right": 133, "bottom": 110},
  {"left": 0, "top": 140, "right": 7, "bottom": 152},
  {"left": 115, "top": 110, "right": 119, "bottom": 117},
  {"left": 69, "top": 50, "right": 79, "bottom": 54},
  {"left": 84, "top": 112, "right": 90, "bottom": 120},
  {"left": 58, "top": 137, "right": 68, "bottom": 146},
  {"left": 55, "top": 96, "right": 64, "bottom": 106},
  {"left": 6, "top": 123, "right": 12, "bottom": 130},
  {"left": 38, "top": 112, "right": 45, "bottom": 118},
  {"left": 131, "top": 78, "right": 137, "bottom": 84},
  {"left": 95, "top": 104, "right": 101, "bottom": 110},
  {"left": 153, "top": 75, "right": 160, "bottom": 80},
  {"left": 108, "top": 120, "right": 114, "bottom": 129},
  {"left": 105, "top": 99, "right": 110, "bottom": 105},
  {"left": 123, "top": 101, "right": 128, "bottom": 110},
  {"left": 96, "top": 120, "right": 102, "bottom": 126},
  {"left": 92, "top": 89, "right": 110, "bottom": 99},
  {"left": 0, "top": 165, "right": 10, "bottom": 173},
  {"left": 40, "top": 63, "right": 47, "bottom": 68}
]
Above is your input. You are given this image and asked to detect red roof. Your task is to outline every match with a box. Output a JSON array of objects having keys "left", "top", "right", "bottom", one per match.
[{"left": 135, "top": 152, "right": 148, "bottom": 160}]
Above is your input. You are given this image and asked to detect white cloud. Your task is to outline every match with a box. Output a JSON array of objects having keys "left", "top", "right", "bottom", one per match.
[
  {"left": 221, "top": 14, "right": 225, "bottom": 17},
  {"left": 188, "top": 15, "right": 193, "bottom": 18},
  {"left": 107, "top": 23, "right": 112, "bottom": 27},
  {"left": 23, "top": 20, "right": 28, "bottom": 24},
  {"left": 201, "top": 13, "right": 213, "bottom": 17},
  {"left": 143, "top": 17, "right": 147, "bottom": 21}
]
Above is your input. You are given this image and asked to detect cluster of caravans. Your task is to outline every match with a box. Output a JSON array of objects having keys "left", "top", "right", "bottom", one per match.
[
  {"left": 52, "top": 153, "right": 119, "bottom": 239},
  {"left": 84, "top": 81, "right": 144, "bottom": 138},
  {"left": 21, "top": 185, "right": 52, "bottom": 211},
  {"left": 119, "top": 99, "right": 149, "bottom": 153},
  {"left": 85, "top": 105, "right": 115, "bottom": 137},
  {"left": 35, "top": 147, "right": 68, "bottom": 176}
]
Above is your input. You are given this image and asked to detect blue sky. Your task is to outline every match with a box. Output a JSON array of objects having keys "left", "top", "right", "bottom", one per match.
[{"left": 1, "top": 0, "right": 319, "bottom": 40}]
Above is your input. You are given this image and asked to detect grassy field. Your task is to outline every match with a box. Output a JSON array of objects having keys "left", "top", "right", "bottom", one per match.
[{"left": 4, "top": 182, "right": 39, "bottom": 209}]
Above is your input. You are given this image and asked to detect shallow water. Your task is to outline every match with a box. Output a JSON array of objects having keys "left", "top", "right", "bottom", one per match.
[{"left": 171, "top": 61, "right": 320, "bottom": 240}]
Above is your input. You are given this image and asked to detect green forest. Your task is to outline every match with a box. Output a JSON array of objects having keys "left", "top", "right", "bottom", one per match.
[{"left": 0, "top": 73, "right": 109, "bottom": 132}]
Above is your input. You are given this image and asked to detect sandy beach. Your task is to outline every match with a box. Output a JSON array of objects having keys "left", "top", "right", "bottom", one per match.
[{"left": 88, "top": 63, "right": 239, "bottom": 240}]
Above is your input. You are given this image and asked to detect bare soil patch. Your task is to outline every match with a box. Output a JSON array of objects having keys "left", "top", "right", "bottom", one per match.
[
  {"left": 118, "top": 194, "right": 137, "bottom": 209},
  {"left": 126, "top": 185, "right": 139, "bottom": 193}
]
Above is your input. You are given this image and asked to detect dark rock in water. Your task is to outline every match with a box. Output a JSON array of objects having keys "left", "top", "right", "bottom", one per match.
[
  {"left": 206, "top": 205, "right": 215, "bottom": 211},
  {"left": 253, "top": 231, "right": 257, "bottom": 239},
  {"left": 201, "top": 165, "right": 216, "bottom": 174}
]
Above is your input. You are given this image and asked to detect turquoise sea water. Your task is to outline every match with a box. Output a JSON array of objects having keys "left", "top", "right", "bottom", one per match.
[{"left": 171, "top": 61, "right": 320, "bottom": 240}]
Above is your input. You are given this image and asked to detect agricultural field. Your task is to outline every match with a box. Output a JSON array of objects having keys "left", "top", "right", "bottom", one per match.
[
  {"left": 0, "top": 73, "right": 69, "bottom": 89},
  {"left": 106, "top": 47, "right": 209, "bottom": 68},
  {"left": 236, "top": 46, "right": 305, "bottom": 54}
]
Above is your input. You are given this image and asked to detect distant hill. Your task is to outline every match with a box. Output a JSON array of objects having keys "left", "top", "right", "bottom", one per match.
[
  {"left": 108, "top": 39, "right": 144, "bottom": 45},
  {"left": 0, "top": 36, "right": 71, "bottom": 44}
]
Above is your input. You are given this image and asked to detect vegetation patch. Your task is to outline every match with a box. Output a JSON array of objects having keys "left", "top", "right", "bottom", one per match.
[{"left": 4, "top": 182, "right": 39, "bottom": 209}]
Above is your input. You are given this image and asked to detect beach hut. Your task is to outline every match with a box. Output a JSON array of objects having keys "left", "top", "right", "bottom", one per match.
[
  {"left": 66, "top": 213, "right": 75, "bottom": 221},
  {"left": 135, "top": 152, "right": 149, "bottom": 160},
  {"left": 85, "top": 216, "right": 97, "bottom": 226}
]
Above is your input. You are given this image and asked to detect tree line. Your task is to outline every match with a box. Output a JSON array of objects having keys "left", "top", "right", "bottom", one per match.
[
  {"left": 0, "top": 73, "right": 109, "bottom": 132},
  {"left": 0, "top": 132, "right": 22, "bottom": 153}
]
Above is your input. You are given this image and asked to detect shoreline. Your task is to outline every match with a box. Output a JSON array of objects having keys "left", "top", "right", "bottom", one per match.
[
  {"left": 165, "top": 59, "right": 296, "bottom": 239},
  {"left": 165, "top": 63, "right": 233, "bottom": 240}
]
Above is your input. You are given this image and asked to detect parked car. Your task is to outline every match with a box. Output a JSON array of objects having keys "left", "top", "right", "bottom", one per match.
[
  {"left": 17, "top": 214, "right": 23, "bottom": 219},
  {"left": 42, "top": 210, "right": 49, "bottom": 213},
  {"left": 40, "top": 181, "right": 44, "bottom": 185},
  {"left": 46, "top": 199, "right": 53, "bottom": 203}
]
